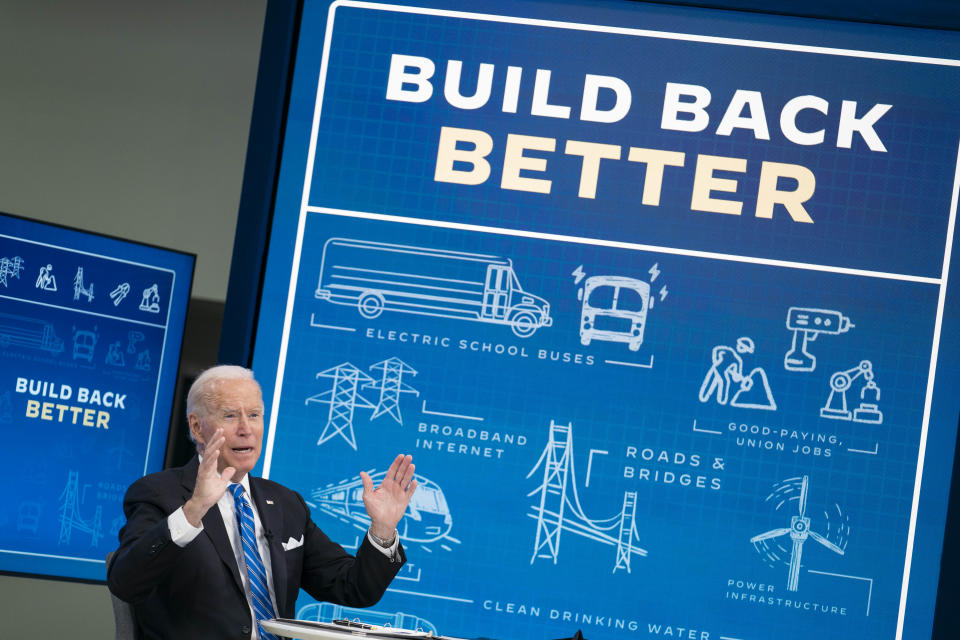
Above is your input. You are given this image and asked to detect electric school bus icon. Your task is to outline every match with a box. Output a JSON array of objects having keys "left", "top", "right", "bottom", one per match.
[
  {"left": 314, "top": 238, "right": 552, "bottom": 338},
  {"left": 577, "top": 275, "right": 650, "bottom": 351}
]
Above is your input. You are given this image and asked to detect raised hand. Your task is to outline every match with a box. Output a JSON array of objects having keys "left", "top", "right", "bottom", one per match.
[
  {"left": 183, "top": 429, "right": 236, "bottom": 527},
  {"left": 360, "top": 454, "right": 418, "bottom": 539}
]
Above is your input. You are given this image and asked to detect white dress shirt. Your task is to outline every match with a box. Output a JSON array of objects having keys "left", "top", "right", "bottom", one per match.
[{"left": 166, "top": 467, "right": 398, "bottom": 640}]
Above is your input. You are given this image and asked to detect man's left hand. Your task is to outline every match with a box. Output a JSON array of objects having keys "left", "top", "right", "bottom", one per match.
[{"left": 361, "top": 454, "right": 417, "bottom": 539}]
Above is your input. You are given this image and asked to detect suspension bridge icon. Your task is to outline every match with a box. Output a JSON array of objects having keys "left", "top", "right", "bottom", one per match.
[
  {"left": 58, "top": 470, "right": 103, "bottom": 547},
  {"left": 306, "top": 358, "right": 419, "bottom": 450},
  {"left": 73, "top": 267, "right": 94, "bottom": 302},
  {"left": 750, "top": 475, "right": 847, "bottom": 592},
  {"left": 527, "top": 420, "right": 646, "bottom": 573}
]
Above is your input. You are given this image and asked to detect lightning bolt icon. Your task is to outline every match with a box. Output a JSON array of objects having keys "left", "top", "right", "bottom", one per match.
[
  {"left": 648, "top": 263, "right": 660, "bottom": 282},
  {"left": 572, "top": 264, "right": 586, "bottom": 285},
  {"left": 659, "top": 285, "right": 669, "bottom": 301}
]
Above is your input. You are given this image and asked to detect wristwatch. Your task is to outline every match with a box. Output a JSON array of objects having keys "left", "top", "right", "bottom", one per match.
[{"left": 369, "top": 528, "right": 397, "bottom": 548}]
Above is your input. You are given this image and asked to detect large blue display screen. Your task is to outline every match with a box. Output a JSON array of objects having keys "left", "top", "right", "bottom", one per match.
[
  {"left": 248, "top": 1, "right": 960, "bottom": 638},
  {"left": 0, "top": 212, "right": 193, "bottom": 581}
]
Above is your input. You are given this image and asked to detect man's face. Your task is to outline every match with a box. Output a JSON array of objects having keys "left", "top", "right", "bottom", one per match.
[{"left": 189, "top": 378, "right": 264, "bottom": 481}]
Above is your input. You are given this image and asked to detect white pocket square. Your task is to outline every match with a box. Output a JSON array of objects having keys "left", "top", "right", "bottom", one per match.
[{"left": 282, "top": 535, "right": 304, "bottom": 551}]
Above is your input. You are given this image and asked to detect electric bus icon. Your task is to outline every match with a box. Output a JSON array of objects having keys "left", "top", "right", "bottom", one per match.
[{"left": 577, "top": 275, "right": 650, "bottom": 351}]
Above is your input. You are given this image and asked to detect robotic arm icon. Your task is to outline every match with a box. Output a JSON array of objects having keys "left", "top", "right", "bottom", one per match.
[{"left": 820, "top": 360, "right": 883, "bottom": 424}]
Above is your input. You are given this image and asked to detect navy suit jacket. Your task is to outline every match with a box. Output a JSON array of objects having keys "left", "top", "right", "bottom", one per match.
[{"left": 107, "top": 457, "right": 405, "bottom": 639}]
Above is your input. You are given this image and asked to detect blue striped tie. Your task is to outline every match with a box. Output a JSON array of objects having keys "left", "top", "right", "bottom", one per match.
[{"left": 229, "top": 484, "right": 278, "bottom": 640}]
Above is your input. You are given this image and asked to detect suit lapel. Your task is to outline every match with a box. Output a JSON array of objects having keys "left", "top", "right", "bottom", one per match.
[
  {"left": 180, "top": 456, "right": 244, "bottom": 595},
  {"left": 250, "top": 478, "right": 288, "bottom": 613}
]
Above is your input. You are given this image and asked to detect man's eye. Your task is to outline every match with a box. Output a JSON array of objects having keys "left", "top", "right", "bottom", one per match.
[{"left": 223, "top": 413, "right": 236, "bottom": 420}]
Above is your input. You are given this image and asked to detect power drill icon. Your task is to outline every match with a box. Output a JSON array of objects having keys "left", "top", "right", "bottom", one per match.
[{"left": 784, "top": 307, "right": 854, "bottom": 372}]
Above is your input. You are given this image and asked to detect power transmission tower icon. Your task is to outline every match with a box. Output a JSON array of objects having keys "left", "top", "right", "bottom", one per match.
[
  {"left": 58, "top": 470, "right": 103, "bottom": 547},
  {"left": 527, "top": 420, "right": 647, "bottom": 572},
  {"left": 367, "top": 357, "right": 419, "bottom": 423},
  {"left": 0, "top": 255, "right": 24, "bottom": 287},
  {"left": 307, "top": 363, "right": 376, "bottom": 450}
]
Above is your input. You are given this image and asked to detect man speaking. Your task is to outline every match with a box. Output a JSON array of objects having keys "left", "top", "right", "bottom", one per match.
[{"left": 108, "top": 365, "right": 417, "bottom": 639}]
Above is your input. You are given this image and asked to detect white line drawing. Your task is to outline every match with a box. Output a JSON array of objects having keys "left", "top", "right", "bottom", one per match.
[
  {"left": 578, "top": 276, "right": 650, "bottom": 351},
  {"left": 0, "top": 255, "right": 24, "bottom": 287},
  {"left": 58, "top": 470, "right": 103, "bottom": 547},
  {"left": 571, "top": 264, "right": 586, "bottom": 284},
  {"left": 135, "top": 349, "right": 152, "bottom": 372},
  {"left": 784, "top": 307, "right": 854, "bottom": 372},
  {"left": 73, "top": 267, "right": 94, "bottom": 302},
  {"left": 368, "top": 357, "right": 419, "bottom": 422},
  {"left": 314, "top": 238, "right": 552, "bottom": 338},
  {"left": 420, "top": 400, "right": 483, "bottom": 421},
  {"left": 393, "top": 563, "right": 422, "bottom": 583},
  {"left": 109, "top": 282, "right": 130, "bottom": 306},
  {"left": 692, "top": 419, "right": 723, "bottom": 435},
  {"left": 808, "top": 569, "right": 874, "bottom": 616},
  {"left": 309, "top": 312, "right": 355, "bottom": 331},
  {"left": 139, "top": 284, "right": 160, "bottom": 313},
  {"left": 699, "top": 337, "right": 777, "bottom": 410},
  {"left": 35, "top": 264, "right": 57, "bottom": 291},
  {"left": 848, "top": 443, "right": 879, "bottom": 455},
  {"left": 821, "top": 360, "right": 883, "bottom": 424},
  {"left": 105, "top": 341, "right": 125, "bottom": 367},
  {"left": 311, "top": 471, "right": 455, "bottom": 547},
  {"left": 750, "top": 475, "right": 849, "bottom": 592},
  {"left": 605, "top": 356, "right": 654, "bottom": 368},
  {"left": 306, "top": 363, "right": 376, "bottom": 450},
  {"left": 306, "top": 359, "right": 419, "bottom": 450},
  {"left": 0, "top": 311, "right": 64, "bottom": 354},
  {"left": 71, "top": 325, "right": 98, "bottom": 362},
  {"left": 585, "top": 449, "right": 608, "bottom": 487},
  {"left": 126, "top": 330, "right": 144, "bottom": 354},
  {"left": 17, "top": 502, "right": 41, "bottom": 534},
  {"left": 297, "top": 602, "right": 438, "bottom": 634},
  {"left": 285, "top": 13, "right": 960, "bottom": 638},
  {"left": 527, "top": 420, "right": 647, "bottom": 573}
]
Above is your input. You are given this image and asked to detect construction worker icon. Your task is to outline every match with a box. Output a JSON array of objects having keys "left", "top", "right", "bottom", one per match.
[
  {"left": 36, "top": 264, "right": 57, "bottom": 291},
  {"left": 698, "top": 337, "right": 777, "bottom": 411}
]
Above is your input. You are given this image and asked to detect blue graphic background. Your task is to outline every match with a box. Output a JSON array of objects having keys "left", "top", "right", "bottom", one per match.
[
  {"left": 249, "top": 2, "right": 960, "bottom": 639},
  {"left": 0, "top": 212, "right": 193, "bottom": 581}
]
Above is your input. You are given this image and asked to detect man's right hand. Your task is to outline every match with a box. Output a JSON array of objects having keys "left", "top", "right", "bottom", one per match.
[{"left": 183, "top": 429, "right": 236, "bottom": 527}]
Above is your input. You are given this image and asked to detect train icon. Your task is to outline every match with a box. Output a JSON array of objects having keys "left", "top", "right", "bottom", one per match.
[{"left": 310, "top": 472, "right": 452, "bottom": 544}]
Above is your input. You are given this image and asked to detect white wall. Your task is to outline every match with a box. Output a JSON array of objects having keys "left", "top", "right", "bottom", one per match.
[
  {"left": 0, "top": 0, "right": 266, "bottom": 301},
  {"left": 0, "top": 1, "right": 266, "bottom": 636}
]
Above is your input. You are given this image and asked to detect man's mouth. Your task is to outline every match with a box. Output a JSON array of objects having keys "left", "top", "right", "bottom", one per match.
[{"left": 232, "top": 447, "right": 254, "bottom": 454}]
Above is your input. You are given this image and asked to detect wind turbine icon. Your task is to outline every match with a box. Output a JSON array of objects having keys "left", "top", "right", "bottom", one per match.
[{"left": 750, "top": 475, "right": 844, "bottom": 592}]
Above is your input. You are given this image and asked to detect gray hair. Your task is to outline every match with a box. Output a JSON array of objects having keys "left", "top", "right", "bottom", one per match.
[{"left": 186, "top": 365, "right": 258, "bottom": 442}]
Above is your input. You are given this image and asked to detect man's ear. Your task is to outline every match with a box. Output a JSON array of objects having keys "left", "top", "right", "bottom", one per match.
[{"left": 188, "top": 414, "right": 204, "bottom": 448}]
